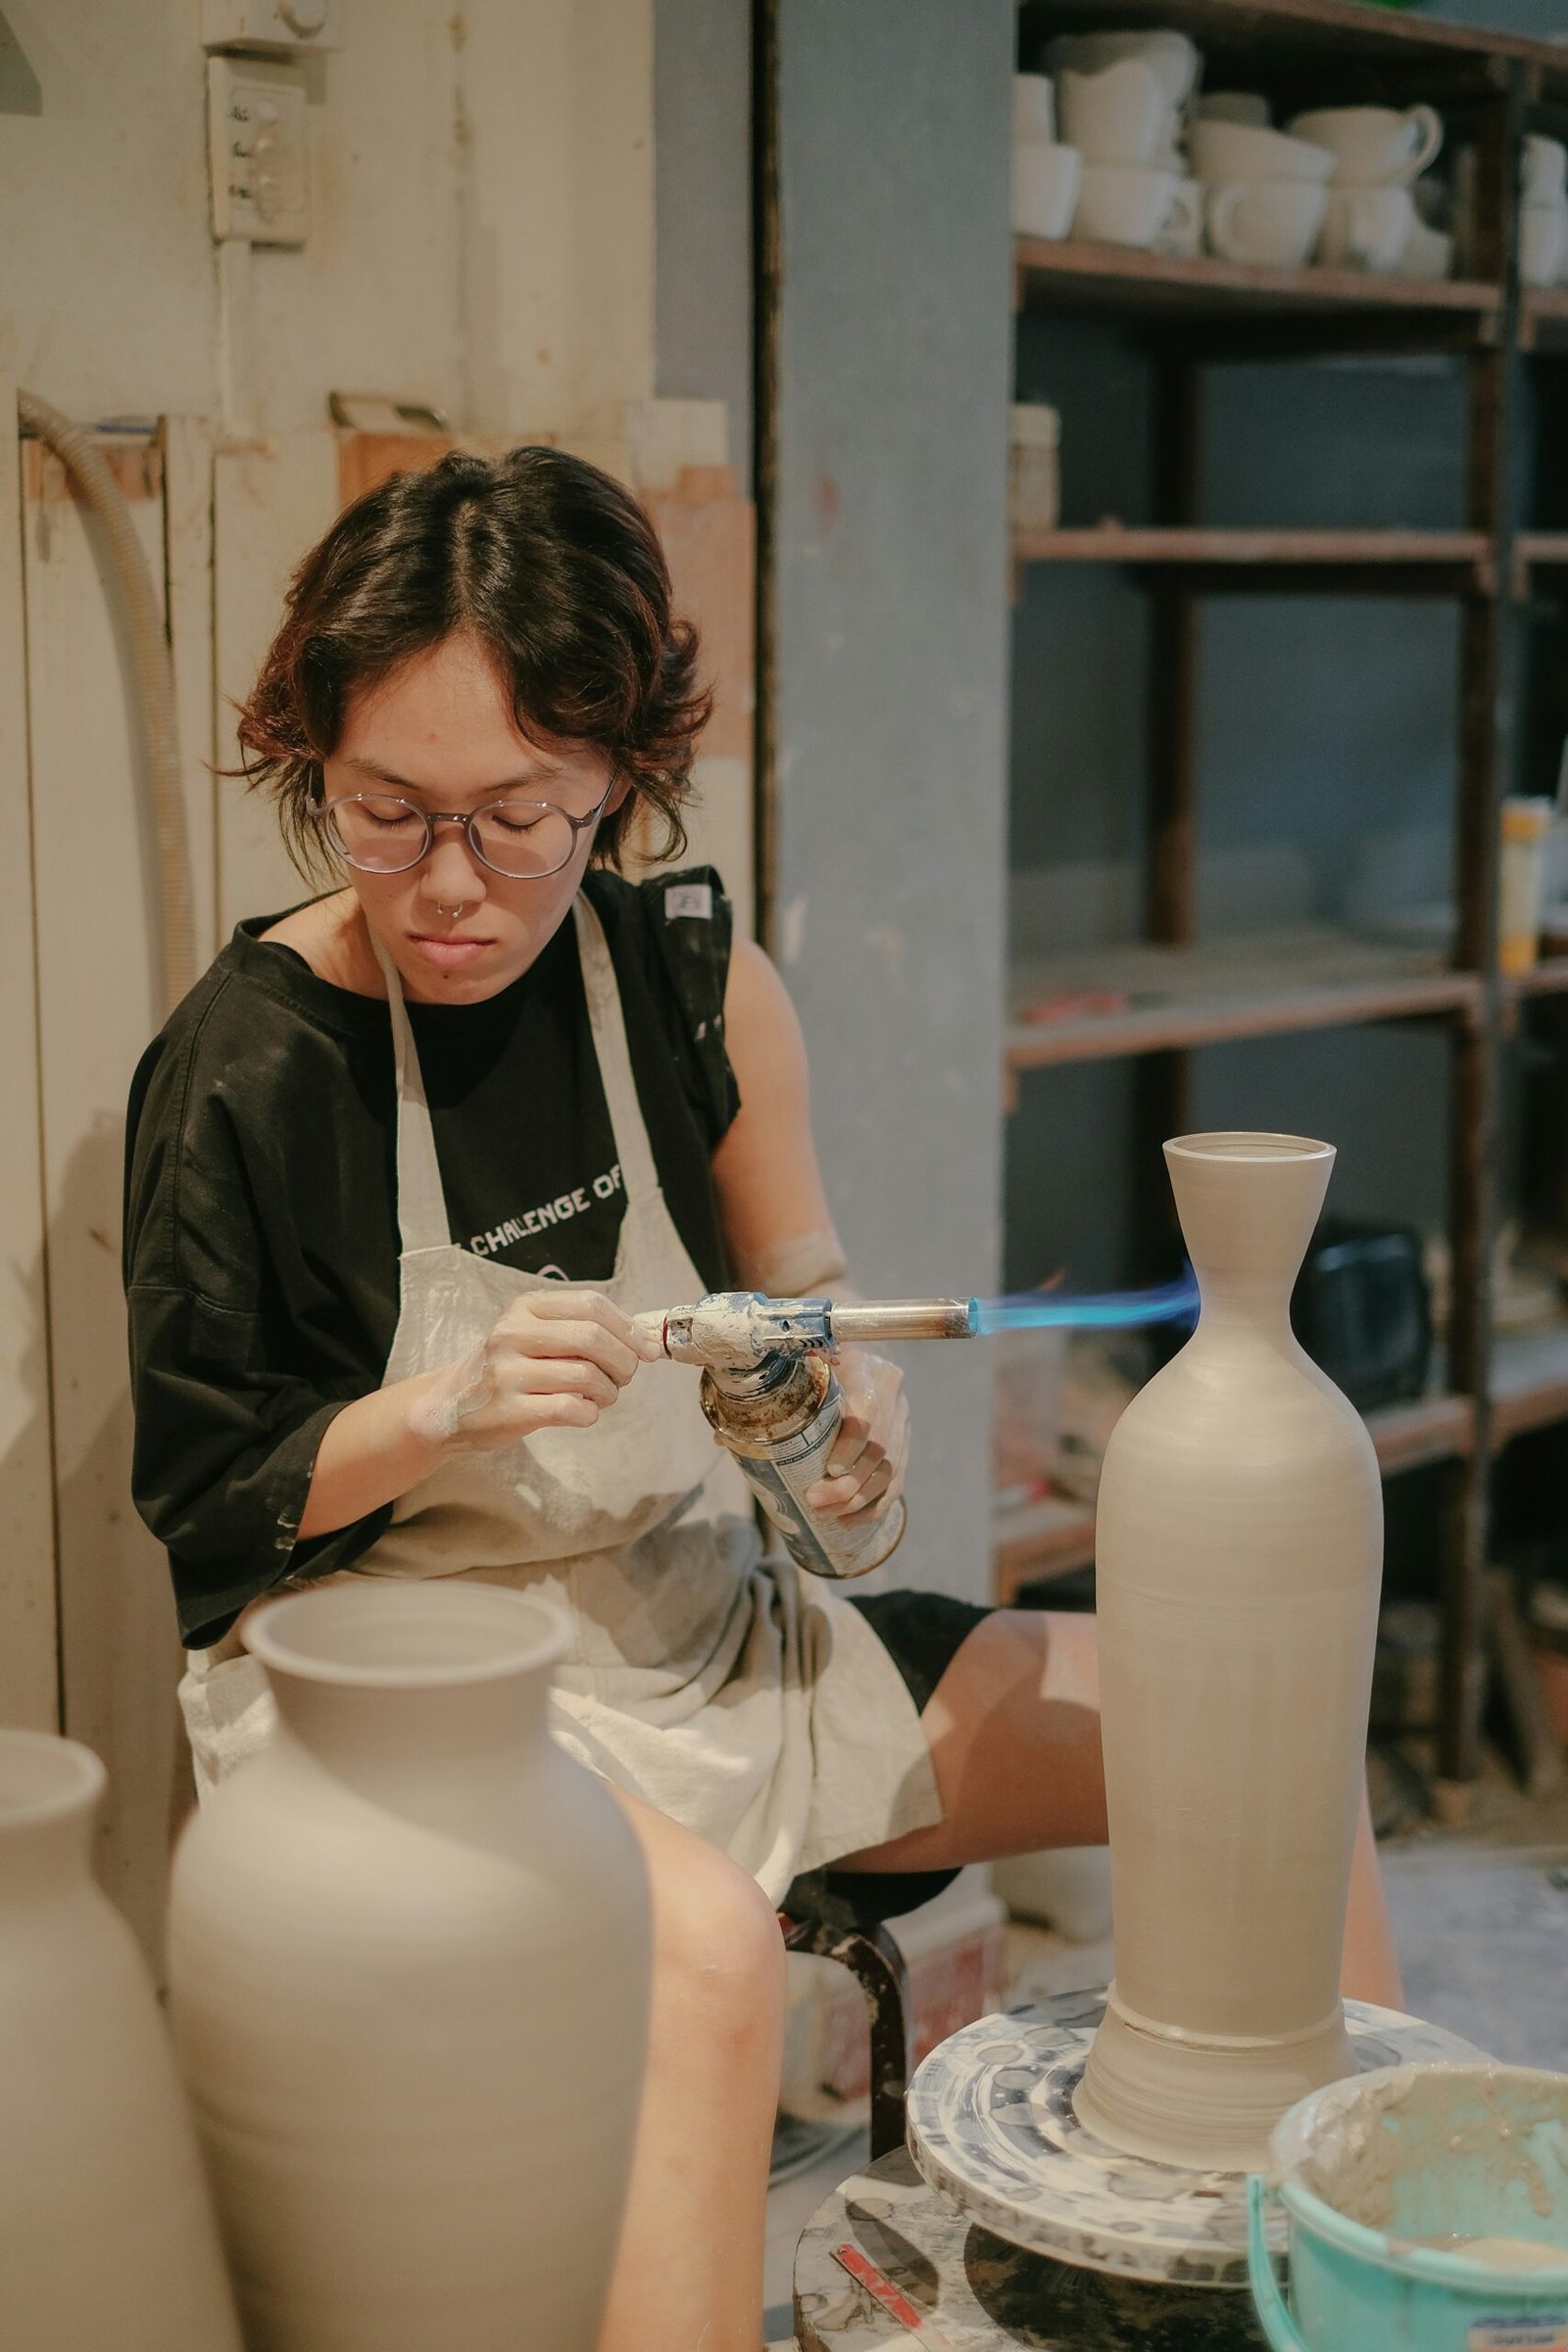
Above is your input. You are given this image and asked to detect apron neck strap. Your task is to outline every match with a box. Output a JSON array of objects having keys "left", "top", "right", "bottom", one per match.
[
  {"left": 369, "top": 932, "right": 452, "bottom": 1256},
  {"left": 370, "top": 895, "right": 662, "bottom": 1259},
  {"left": 570, "top": 896, "right": 660, "bottom": 1206}
]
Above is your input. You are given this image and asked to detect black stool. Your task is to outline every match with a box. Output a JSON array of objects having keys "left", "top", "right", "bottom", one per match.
[{"left": 780, "top": 1915, "right": 912, "bottom": 2162}]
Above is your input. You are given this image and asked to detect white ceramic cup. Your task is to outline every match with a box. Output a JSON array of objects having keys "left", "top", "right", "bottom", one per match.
[
  {"left": 1316, "top": 185, "right": 1419, "bottom": 273},
  {"left": 1069, "top": 162, "right": 1184, "bottom": 250},
  {"left": 1521, "top": 199, "right": 1568, "bottom": 290},
  {"left": 1013, "top": 73, "right": 1056, "bottom": 145},
  {"left": 1189, "top": 120, "right": 1336, "bottom": 187},
  {"left": 1043, "top": 29, "right": 1200, "bottom": 112},
  {"left": 1523, "top": 133, "right": 1568, "bottom": 205},
  {"left": 1399, "top": 218, "right": 1454, "bottom": 281},
  {"left": 1056, "top": 58, "right": 1171, "bottom": 168},
  {"left": 1195, "top": 91, "right": 1271, "bottom": 128},
  {"left": 1152, "top": 176, "right": 1204, "bottom": 257},
  {"left": 1206, "top": 179, "right": 1329, "bottom": 269},
  {"left": 1286, "top": 104, "right": 1444, "bottom": 188},
  {"left": 1011, "top": 140, "right": 1084, "bottom": 241}
]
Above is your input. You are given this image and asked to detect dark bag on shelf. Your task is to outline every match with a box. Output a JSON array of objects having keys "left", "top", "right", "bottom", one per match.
[{"left": 1292, "top": 1217, "right": 1433, "bottom": 1412}]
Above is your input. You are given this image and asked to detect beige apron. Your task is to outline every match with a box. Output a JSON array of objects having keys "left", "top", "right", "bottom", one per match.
[{"left": 178, "top": 898, "right": 940, "bottom": 1900}]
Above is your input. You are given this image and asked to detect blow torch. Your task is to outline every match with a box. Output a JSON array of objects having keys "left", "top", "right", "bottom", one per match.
[{"left": 629, "top": 1277, "right": 1197, "bottom": 1583}]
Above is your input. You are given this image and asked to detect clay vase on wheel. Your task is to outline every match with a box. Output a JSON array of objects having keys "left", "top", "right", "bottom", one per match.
[
  {"left": 169, "top": 1581, "right": 651, "bottom": 2351},
  {"left": 1074, "top": 1132, "right": 1381, "bottom": 2173},
  {"left": 0, "top": 1731, "right": 242, "bottom": 2351}
]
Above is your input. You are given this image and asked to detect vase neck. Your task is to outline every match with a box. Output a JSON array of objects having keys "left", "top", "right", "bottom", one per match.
[
  {"left": 1165, "top": 1132, "right": 1333, "bottom": 1335},
  {"left": 0, "top": 1734, "right": 102, "bottom": 1912},
  {"left": 270, "top": 1669, "right": 552, "bottom": 1796}
]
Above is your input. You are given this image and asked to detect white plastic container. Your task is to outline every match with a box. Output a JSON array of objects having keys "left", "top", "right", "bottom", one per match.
[{"left": 1008, "top": 403, "right": 1061, "bottom": 531}]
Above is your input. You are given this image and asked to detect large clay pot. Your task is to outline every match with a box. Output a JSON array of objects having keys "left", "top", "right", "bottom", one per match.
[
  {"left": 169, "top": 1581, "right": 651, "bottom": 2350},
  {"left": 1075, "top": 1133, "right": 1382, "bottom": 2172},
  {"left": 0, "top": 1730, "right": 241, "bottom": 2350}
]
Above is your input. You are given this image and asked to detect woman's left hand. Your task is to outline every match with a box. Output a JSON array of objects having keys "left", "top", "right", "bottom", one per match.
[{"left": 805, "top": 1347, "right": 909, "bottom": 1525}]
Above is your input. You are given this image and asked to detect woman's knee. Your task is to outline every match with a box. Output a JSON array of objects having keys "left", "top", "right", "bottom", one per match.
[{"left": 624, "top": 1804, "right": 787, "bottom": 2055}]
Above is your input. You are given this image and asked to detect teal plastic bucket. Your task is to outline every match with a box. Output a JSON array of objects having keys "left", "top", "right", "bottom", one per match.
[{"left": 1248, "top": 2062, "right": 1568, "bottom": 2351}]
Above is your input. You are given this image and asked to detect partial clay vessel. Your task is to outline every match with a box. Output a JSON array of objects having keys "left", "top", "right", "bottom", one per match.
[
  {"left": 169, "top": 1582, "right": 651, "bottom": 2351},
  {"left": 0, "top": 1731, "right": 241, "bottom": 2351},
  {"left": 1074, "top": 1133, "right": 1382, "bottom": 2172}
]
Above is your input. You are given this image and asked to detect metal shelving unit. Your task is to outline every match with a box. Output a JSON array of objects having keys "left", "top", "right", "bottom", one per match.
[{"left": 1003, "top": 0, "right": 1568, "bottom": 1810}]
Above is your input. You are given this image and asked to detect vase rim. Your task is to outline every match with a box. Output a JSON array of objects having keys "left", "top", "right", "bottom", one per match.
[
  {"left": 0, "top": 1730, "right": 106, "bottom": 1828},
  {"left": 244, "top": 1583, "right": 572, "bottom": 1690},
  {"left": 1165, "top": 1130, "right": 1334, "bottom": 1165}
]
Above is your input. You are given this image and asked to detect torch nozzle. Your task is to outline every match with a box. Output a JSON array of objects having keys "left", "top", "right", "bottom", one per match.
[{"left": 631, "top": 1292, "right": 977, "bottom": 1371}]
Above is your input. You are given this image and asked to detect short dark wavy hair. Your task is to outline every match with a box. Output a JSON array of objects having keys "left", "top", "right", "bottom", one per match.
[{"left": 233, "top": 444, "right": 711, "bottom": 877}]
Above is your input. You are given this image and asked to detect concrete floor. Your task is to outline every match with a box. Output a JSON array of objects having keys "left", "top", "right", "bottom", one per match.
[{"left": 761, "top": 1753, "right": 1568, "bottom": 2343}]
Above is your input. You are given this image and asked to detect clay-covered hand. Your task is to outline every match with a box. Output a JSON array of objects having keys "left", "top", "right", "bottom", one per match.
[
  {"left": 805, "top": 1346, "right": 910, "bottom": 1525},
  {"left": 406, "top": 1289, "right": 662, "bottom": 1452}
]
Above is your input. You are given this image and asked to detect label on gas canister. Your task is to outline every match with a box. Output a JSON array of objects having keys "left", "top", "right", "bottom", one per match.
[
  {"left": 1468, "top": 2320, "right": 1568, "bottom": 2351},
  {"left": 732, "top": 1382, "right": 906, "bottom": 1582}
]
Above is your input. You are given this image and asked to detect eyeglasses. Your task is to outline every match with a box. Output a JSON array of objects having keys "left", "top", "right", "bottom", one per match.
[{"left": 309, "top": 782, "right": 615, "bottom": 881}]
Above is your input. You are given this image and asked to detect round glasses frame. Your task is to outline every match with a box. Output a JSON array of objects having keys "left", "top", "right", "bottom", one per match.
[{"left": 308, "top": 780, "right": 616, "bottom": 881}]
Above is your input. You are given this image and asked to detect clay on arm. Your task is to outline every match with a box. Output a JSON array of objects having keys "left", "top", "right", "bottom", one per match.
[{"left": 709, "top": 937, "right": 850, "bottom": 1298}]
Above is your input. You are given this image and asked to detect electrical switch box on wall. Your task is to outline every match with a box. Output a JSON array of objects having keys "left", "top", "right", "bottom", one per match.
[
  {"left": 202, "top": 0, "right": 334, "bottom": 52},
  {"left": 208, "top": 56, "right": 309, "bottom": 246}
]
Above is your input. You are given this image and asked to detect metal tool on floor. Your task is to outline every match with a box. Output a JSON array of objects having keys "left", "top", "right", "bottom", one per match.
[{"left": 630, "top": 1279, "right": 1196, "bottom": 1581}]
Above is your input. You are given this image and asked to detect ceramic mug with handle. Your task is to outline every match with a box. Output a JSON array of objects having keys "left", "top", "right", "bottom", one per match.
[
  {"left": 1012, "top": 140, "right": 1084, "bottom": 240},
  {"left": 1206, "top": 180, "right": 1329, "bottom": 270},
  {"left": 1287, "top": 104, "right": 1444, "bottom": 188},
  {"left": 1190, "top": 120, "right": 1336, "bottom": 188},
  {"left": 1317, "top": 186, "right": 1418, "bottom": 273},
  {"left": 1070, "top": 163, "right": 1184, "bottom": 250},
  {"left": 1056, "top": 58, "right": 1170, "bottom": 168}
]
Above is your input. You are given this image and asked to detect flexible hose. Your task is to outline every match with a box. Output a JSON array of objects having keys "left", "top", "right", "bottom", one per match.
[{"left": 19, "top": 391, "right": 196, "bottom": 1015}]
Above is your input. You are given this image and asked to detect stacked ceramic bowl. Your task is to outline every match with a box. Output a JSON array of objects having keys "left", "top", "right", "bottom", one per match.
[
  {"left": 1520, "top": 133, "right": 1568, "bottom": 289},
  {"left": 1042, "top": 29, "right": 1202, "bottom": 254},
  {"left": 1011, "top": 73, "right": 1082, "bottom": 242},
  {"left": 1286, "top": 103, "right": 1451, "bottom": 277},
  {"left": 1189, "top": 98, "right": 1335, "bottom": 270}
]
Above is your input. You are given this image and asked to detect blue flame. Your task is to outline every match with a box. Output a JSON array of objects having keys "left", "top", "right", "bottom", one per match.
[{"left": 969, "top": 1272, "right": 1200, "bottom": 1337}]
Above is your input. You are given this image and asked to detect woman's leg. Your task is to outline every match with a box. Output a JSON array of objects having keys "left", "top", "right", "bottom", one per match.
[
  {"left": 835, "top": 1609, "right": 1403, "bottom": 2007},
  {"left": 597, "top": 1786, "right": 787, "bottom": 2352}
]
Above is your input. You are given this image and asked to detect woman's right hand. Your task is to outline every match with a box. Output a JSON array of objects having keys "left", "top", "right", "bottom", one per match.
[{"left": 407, "top": 1289, "right": 660, "bottom": 1454}]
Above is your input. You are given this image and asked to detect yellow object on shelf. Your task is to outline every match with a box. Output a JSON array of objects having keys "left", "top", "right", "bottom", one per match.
[{"left": 1499, "top": 797, "right": 1556, "bottom": 976}]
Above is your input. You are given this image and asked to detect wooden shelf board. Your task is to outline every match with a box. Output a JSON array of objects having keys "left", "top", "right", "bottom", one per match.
[
  {"left": 1016, "top": 237, "right": 1502, "bottom": 325},
  {"left": 1491, "top": 1324, "right": 1568, "bottom": 1449},
  {"left": 992, "top": 1389, "right": 1472, "bottom": 1600},
  {"left": 1507, "top": 956, "right": 1568, "bottom": 1000},
  {"left": 1006, "top": 929, "right": 1479, "bottom": 1071},
  {"left": 1013, "top": 525, "right": 1492, "bottom": 576},
  {"left": 1515, "top": 535, "right": 1568, "bottom": 580},
  {"left": 1025, "top": 0, "right": 1568, "bottom": 84}
]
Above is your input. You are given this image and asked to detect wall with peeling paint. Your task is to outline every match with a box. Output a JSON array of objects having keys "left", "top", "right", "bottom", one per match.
[
  {"left": 772, "top": 0, "right": 1013, "bottom": 1605},
  {"left": 0, "top": 0, "right": 655, "bottom": 438}
]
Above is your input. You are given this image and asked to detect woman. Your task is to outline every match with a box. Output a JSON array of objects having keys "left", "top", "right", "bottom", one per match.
[{"left": 124, "top": 447, "right": 1399, "bottom": 2350}]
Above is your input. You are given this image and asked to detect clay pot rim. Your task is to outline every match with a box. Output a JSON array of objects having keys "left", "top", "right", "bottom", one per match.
[
  {"left": 243, "top": 1584, "right": 572, "bottom": 1690},
  {"left": 1165, "top": 1129, "right": 1334, "bottom": 1165},
  {"left": 0, "top": 1729, "right": 106, "bottom": 1826}
]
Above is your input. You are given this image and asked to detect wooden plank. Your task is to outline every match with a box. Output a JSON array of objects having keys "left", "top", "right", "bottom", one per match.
[
  {"left": 641, "top": 469, "right": 758, "bottom": 938},
  {"left": 1013, "top": 526, "right": 1493, "bottom": 572},
  {"left": 1030, "top": 0, "right": 1568, "bottom": 75},
  {"left": 1366, "top": 1392, "right": 1475, "bottom": 1477},
  {"left": 160, "top": 417, "right": 219, "bottom": 969},
  {"left": 1490, "top": 1322, "right": 1568, "bottom": 1448},
  {"left": 0, "top": 381, "right": 60, "bottom": 1732},
  {"left": 21, "top": 430, "right": 182, "bottom": 1965},
  {"left": 1016, "top": 237, "right": 1503, "bottom": 322},
  {"left": 1006, "top": 967, "right": 1478, "bottom": 1070},
  {"left": 213, "top": 434, "right": 340, "bottom": 936}
]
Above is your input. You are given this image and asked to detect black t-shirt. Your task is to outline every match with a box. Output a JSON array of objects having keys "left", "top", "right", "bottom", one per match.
[{"left": 123, "top": 867, "right": 739, "bottom": 1647}]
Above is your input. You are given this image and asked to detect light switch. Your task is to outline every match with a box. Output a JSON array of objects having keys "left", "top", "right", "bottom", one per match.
[{"left": 207, "top": 54, "right": 309, "bottom": 246}]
